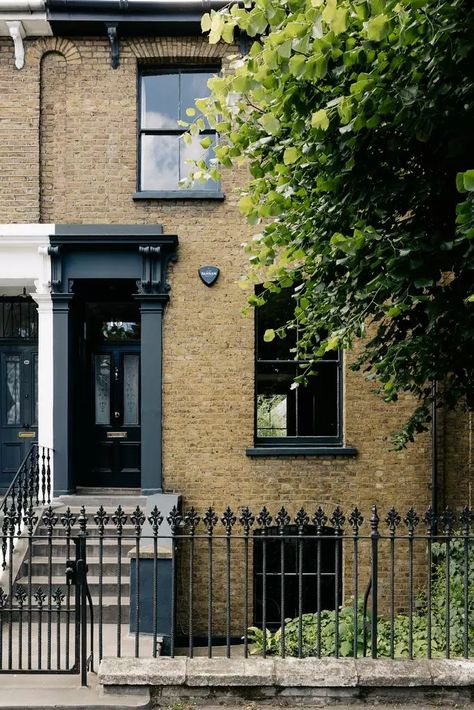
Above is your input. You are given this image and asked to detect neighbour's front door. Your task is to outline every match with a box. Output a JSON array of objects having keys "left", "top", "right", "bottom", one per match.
[
  {"left": 0, "top": 346, "right": 38, "bottom": 489},
  {"left": 88, "top": 344, "right": 141, "bottom": 488}
]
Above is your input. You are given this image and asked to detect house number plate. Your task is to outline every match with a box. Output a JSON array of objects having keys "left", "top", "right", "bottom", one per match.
[{"left": 107, "top": 432, "right": 128, "bottom": 439}]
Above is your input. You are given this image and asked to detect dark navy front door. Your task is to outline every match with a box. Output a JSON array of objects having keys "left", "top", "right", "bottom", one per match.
[
  {"left": 88, "top": 344, "right": 141, "bottom": 488},
  {"left": 0, "top": 346, "right": 38, "bottom": 489}
]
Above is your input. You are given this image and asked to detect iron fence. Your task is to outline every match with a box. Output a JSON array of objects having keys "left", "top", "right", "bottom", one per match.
[{"left": 0, "top": 501, "right": 472, "bottom": 686}]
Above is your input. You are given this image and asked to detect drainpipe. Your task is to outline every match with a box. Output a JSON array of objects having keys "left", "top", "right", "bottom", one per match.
[{"left": 431, "top": 379, "right": 438, "bottom": 531}]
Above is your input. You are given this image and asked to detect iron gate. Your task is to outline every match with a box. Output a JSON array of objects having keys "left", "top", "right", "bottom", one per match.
[
  {"left": 0, "top": 532, "right": 93, "bottom": 684},
  {"left": 0, "top": 444, "right": 93, "bottom": 685}
]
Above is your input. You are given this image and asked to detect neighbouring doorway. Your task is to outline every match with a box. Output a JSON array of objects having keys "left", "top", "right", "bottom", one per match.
[{"left": 0, "top": 297, "right": 38, "bottom": 489}]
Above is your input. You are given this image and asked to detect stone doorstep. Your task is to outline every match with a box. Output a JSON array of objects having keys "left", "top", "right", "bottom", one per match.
[{"left": 98, "top": 657, "right": 474, "bottom": 689}]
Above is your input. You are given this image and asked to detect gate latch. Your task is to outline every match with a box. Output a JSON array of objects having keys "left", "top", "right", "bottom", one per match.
[{"left": 65, "top": 559, "right": 88, "bottom": 586}]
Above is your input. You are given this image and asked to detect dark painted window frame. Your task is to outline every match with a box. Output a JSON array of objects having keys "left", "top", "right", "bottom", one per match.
[
  {"left": 248, "top": 292, "right": 356, "bottom": 458},
  {"left": 134, "top": 64, "right": 225, "bottom": 201},
  {"left": 253, "top": 524, "right": 343, "bottom": 629}
]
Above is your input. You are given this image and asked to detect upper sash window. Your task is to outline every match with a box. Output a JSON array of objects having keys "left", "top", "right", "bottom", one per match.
[{"left": 138, "top": 66, "right": 220, "bottom": 194}]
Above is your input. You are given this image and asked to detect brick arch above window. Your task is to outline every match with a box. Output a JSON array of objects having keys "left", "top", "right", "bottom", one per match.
[
  {"left": 29, "top": 37, "right": 82, "bottom": 66},
  {"left": 127, "top": 36, "right": 235, "bottom": 62}
]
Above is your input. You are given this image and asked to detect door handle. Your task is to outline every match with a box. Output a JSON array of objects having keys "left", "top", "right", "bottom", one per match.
[{"left": 114, "top": 411, "right": 120, "bottom": 419}]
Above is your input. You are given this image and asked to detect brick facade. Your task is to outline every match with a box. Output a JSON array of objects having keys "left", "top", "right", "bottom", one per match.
[{"left": 0, "top": 33, "right": 470, "bottom": 632}]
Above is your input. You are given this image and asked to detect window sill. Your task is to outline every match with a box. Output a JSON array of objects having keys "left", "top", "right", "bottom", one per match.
[
  {"left": 246, "top": 446, "right": 358, "bottom": 457},
  {"left": 133, "top": 191, "right": 225, "bottom": 201}
]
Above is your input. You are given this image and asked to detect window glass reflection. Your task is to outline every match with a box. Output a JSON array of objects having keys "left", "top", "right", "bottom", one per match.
[
  {"left": 142, "top": 74, "right": 179, "bottom": 130},
  {"left": 139, "top": 68, "right": 219, "bottom": 192}
]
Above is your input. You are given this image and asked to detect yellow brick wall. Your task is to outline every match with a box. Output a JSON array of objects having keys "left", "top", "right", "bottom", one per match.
[{"left": 0, "top": 33, "right": 469, "bottom": 634}]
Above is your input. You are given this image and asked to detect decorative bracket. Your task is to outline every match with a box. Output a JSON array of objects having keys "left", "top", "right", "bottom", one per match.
[
  {"left": 138, "top": 245, "right": 162, "bottom": 294},
  {"left": 106, "top": 23, "right": 120, "bottom": 70},
  {"left": 6, "top": 21, "right": 26, "bottom": 70},
  {"left": 35, "top": 244, "right": 53, "bottom": 295},
  {"left": 47, "top": 245, "right": 62, "bottom": 292}
]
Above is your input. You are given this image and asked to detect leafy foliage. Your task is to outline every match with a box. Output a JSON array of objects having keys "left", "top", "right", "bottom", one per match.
[
  {"left": 247, "top": 539, "right": 474, "bottom": 657},
  {"left": 188, "top": 0, "right": 474, "bottom": 447}
]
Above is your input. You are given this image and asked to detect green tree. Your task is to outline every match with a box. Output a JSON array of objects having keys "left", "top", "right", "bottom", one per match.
[{"left": 187, "top": 0, "right": 474, "bottom": 447}]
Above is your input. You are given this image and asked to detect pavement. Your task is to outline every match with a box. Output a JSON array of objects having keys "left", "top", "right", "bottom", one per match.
[{"left": 0, "top": 673, "right": 149, "bottom": 709}]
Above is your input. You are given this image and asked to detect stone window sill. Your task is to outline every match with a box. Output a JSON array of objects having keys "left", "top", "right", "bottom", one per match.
[
  {"left": 133, "top": 191, "right": 225, "bottom": 201},
  {"left": 246, "top": 446, "right": 358, "bottom": 457}
]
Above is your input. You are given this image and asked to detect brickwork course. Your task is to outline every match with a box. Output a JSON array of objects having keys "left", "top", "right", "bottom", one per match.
[{"left": 0, "top": 34, "right": 471, "bottom": 633}]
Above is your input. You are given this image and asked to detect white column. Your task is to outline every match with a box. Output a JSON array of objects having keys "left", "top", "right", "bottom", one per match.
[{"left": 32, "top": 247, "right": 54, "bottom": 493}]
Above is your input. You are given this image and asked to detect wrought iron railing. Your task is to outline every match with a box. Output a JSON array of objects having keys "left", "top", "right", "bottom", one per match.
[
  {"left": 0, "top": 501, "right": 472, "bottom": 684},
  {"left": 0, "top": 445, "right": 52, "bottom": 566}
]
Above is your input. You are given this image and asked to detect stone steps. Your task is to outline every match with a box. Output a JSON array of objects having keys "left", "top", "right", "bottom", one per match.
[{"left": 13, "top": 500, "right": 149, "bottom": 630}]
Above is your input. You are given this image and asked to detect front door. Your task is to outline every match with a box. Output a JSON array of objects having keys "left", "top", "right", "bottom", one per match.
[
  {"left": 89, "top": 345, "right": 141, "bottom": 488},
  {"left": 0, "top": 347, "right": 38, "bottom": 488}
]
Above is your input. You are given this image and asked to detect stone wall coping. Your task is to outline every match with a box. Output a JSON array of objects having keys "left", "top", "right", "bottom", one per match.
[
  {"left": 99, "top": 657, "right": 474, "bottom": 689},
  {"left": 127, "top": 545, "right": 172, "bottom": 559}
]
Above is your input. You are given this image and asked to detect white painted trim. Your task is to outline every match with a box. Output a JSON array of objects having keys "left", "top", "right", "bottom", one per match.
[
  {"left": 0, "top": 224, "right": 55, "bottom": 489},
  {"left": 0, "top": 224, "right": 54, "bottom": 237},
  {"left": 0, "top": 2, "right": 45, "bottom": 11}
]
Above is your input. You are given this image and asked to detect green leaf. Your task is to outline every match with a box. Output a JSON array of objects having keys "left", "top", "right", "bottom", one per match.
[
  {"left": 238, "top": 195, "right": 255, "bottom": 214},
  {"left": 289, "top": 53, "right": 307, "bottom": 77},
  {"left": 185, "top": 107, "right": 196, "bottom": 117},
  {"left": 200, "top": 136, "right": 213, "bottom": 149},
  {"left": 209, "top": 12, "right": 224, "bottom": 44},
  {"left": 259, "top": 112, "right": 281, "bottom": 135},
  {"left": 222, "top": 22, "right": 235, "bottom": 44},
  {"left": 456, "top": 172, "right": 466, "bottom": 193},
  {"left": 283, "top": 146, "right": 299, "bottom": 165},
  {"left": 322, "top": 0, "right": 337, "bottom": 24},
  {"left": 325, "top": 335, "right": 339, "bottom": 351},
  {"left": 263, "top": 328, "right": 276, "bottom": 342},
  {"left": 311, "top": 109, "right": 330, "bottom": 130},
  {"left": 201, "top": 12, "right": 212, "bottom": 32},
  {"left": 366, "top": 14, "right": 389, "bottom": 41},
  {"left": 337, "top": 97, "right": 352, "bottom": 124},
  {"left": 247, "top": 8, "right": 267, "bottom": 37},
  {"left": 332, "top": 7, "right": 348, "bottom": 35},
  {"left": 463, "top": 170, "right": 474, "bottom": 192}
]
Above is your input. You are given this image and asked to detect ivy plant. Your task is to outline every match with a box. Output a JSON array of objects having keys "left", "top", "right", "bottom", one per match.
[{"left": 183, "top": 0, "right": 474, "bottom": 447}]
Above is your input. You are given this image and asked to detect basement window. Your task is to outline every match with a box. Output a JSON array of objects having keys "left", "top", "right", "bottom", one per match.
[{"left": 253, "top": 525, "right": 342, "bottom": 628}]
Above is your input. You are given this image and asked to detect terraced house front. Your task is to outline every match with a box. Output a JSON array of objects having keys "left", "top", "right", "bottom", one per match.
[{"left": 0, "top": 0, "right": 472, "bottom": 694}]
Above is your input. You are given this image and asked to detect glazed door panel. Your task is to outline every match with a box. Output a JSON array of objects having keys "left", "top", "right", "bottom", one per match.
[{"left": 0, "top": 347, "right": 38, "bottom": 489}]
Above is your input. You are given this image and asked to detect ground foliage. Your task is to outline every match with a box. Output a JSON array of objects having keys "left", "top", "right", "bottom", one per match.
[
  {"left": 186, "top": 0, "right": 474, "bottom": 447},
  {"left": 247, "top": 539, "right": 474, "bottom": 657}
]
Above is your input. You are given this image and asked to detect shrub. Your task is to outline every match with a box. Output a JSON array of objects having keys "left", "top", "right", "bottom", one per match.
[{"left": 248, "top": 539, "right": 474, "bottom": 658}]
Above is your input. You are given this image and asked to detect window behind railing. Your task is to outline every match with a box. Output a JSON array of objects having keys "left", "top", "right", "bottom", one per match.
[{"left": 253, "top": 524, "right": 342, "bottom": 628}]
